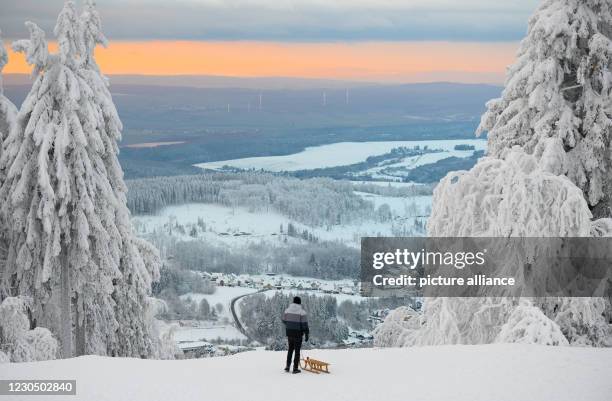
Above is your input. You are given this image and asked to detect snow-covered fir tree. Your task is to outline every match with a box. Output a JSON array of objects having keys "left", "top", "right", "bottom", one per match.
[
  {"left": 0, "top": 296, "right": 59, "bottom": 362},
  {"left": 0, "top": 29, "right": 18, "bottom": 144},
  {"left": 477, "top": 0, "right": 612, "bottom": 218},
  {"left": 80, "top": 0, "right": 108, "bottom": 73},
  {"left": 0, "top": 1, "right": 162, "bottom": 359},
  {"left": 0, "top": 29, "right": 19, "bottom": 299},
  {"left": 375, "top": 0, "right": 612, "bottom": 348}
]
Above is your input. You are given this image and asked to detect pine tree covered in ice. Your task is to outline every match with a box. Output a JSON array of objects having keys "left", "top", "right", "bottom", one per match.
[
  {"left": 376, "top": 0, "right": 612, "bottom": 348},
  {"left": 477, "top": 0, "right": 612, "bottom": 218},
  {"left": 0, "top": 1, "right": 162, "bottom": 359}
]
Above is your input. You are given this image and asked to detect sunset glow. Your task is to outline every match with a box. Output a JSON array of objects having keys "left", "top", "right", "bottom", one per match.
[{"left": 5, "top": 40, "right": 517, "bottom": 84}]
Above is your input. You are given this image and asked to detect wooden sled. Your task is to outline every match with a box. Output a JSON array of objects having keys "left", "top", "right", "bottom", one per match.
[{"left": 300, "top": 357, "right": 330, "bottom": 374}]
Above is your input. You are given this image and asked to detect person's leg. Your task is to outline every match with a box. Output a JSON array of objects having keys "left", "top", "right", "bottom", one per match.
[
  {"left": 293, "top": 336, "right": 302, "bottom": 371},
  {"left": 286, "top": 337, "right": 295, "bottom": 370}
]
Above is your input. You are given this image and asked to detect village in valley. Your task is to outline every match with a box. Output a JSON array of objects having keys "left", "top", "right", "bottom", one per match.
[
  {"left": 203, "top": 271, "right": 361, "bottom": 295},
  {"left": 171, "top": 270, "right": 420, "bottom": 358}
]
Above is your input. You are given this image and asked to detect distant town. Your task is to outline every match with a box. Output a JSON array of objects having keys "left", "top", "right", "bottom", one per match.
[{"left": 202, "top": 271, "right": 362, "bottom": 296}]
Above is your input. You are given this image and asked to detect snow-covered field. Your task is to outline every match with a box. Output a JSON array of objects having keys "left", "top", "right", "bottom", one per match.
[
  {"left": 195, "top": 139, "right": 486, "bottom": 172},
  {"left": 355, "top": 192, "right": 432, "bottom": 216},
  {"left": 133, "top": 195, "right": 432, "bottom": 248},
  {"left": 174, "top": 324, "right": 247, "bottom": 345},
  {"left": 175, "top": 287, "right": 258, "bottom": 344},
  {"left": 181, "top": 287, "right": 258, "bottom": 321},
  {"left": 134, "top": 203, "right": 286, "bottom": 238},
  {"left": 3, "top": 345, "right": 609, "bottom": 401}
]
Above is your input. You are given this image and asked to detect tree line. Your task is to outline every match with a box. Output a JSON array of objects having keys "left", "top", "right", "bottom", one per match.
[{"left": 126, "top": 172, "right": 377, "bottom": 227}]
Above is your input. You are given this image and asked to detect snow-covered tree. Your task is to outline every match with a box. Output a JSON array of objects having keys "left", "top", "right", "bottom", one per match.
[
  {"left": 375, "top": 140, "right": 611, "bottom": 348},
  {"left": 428, "top": 143, "right": 592, "bottom": 238},
  {"left": 477, "top": 0, "right": 612, "bottom": 218},
  {"left": 0, "top": 297, "right": 59, "bottom": 362},
  {"left": 495, "top": 300, "right": 569, "bottom": 346},
  {"left": 0, "top": 29, "right": 19, "bottom": 300},
  {"left": 0, "top": 1, "right": 161, "bottom": 358},
  {"left": 54, "top": 0, "right": 83, "bottom": 67},
  {"left": 0, "top": 29, "right": 18, "bottom": 143},
  {"left": 376, "top": 0, "right": 612, "bottom": 349},
  {"left": 76, "top": 0, "right": 163, "bottom": 358},
  {"left": 372, "top": 306, "right": 420, "bottom": 347},
  {"left": 80, "top": 0, "right": 108, "bottom": 73}
]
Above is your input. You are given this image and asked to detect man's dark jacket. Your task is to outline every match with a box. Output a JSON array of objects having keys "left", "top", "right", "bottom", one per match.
[{"left": 282, "top": 303, "right": 309, "bottom": 338}]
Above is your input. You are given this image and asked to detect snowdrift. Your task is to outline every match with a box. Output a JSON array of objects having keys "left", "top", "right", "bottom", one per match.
[{"left": 1, "top": 345, "right": 611, "bottom": 401}]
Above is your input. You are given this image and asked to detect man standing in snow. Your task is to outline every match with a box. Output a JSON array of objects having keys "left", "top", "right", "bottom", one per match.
[{"left": 282, "top": 296, "right": 309, "bottom": 373}]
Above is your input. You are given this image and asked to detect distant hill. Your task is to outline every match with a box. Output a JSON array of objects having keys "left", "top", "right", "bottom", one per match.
[
  {"left": 4, "top": 73, "right": 379, "bottom": 90},
  {"left": 4, "top": 75, "right": 501, "bottom": 119},
  {"left": 3, "top": 76, "right": 500, "bottom": 178},
  {"left": 4, "top": 72, "right": 501, "bottom": 92}
]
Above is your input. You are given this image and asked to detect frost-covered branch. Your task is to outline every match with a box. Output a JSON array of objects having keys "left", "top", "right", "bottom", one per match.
[{"left": 11, "top": 22, "right": 49, "bottom": 77}]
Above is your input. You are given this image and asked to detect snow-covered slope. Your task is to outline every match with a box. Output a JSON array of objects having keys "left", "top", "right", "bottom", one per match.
[
  {"left": 2, "top": 345, "right": 610, "bottom": 401},
  {"left": 133, "top": 197, "right": 431, "bottom": 248}
]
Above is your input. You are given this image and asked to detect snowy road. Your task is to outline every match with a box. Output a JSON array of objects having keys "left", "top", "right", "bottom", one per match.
[
  {"left": 2, "top": 345, "right": 610, "bottom": 401},
  {"left": 229, "top": 289, "right": 265, "bottom": 343}
]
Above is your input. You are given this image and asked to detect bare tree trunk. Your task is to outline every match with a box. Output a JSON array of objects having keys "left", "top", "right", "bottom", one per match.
[
  {"left": 75, "top": 293, "right": 86, "bottom": 356},
  {"left": 60, "top": 250, "right": 73, "bottom": 358}
]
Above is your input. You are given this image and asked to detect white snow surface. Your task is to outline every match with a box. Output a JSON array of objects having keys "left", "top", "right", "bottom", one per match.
[
  {"left": 174, "top": 325, "right": 246, "bottom": 345},
  {"left": 195, "top": 139, "right": 486, "bottom": 172},
  {"left": 2, "top": 345, "right": 610, "bottom": 401}
]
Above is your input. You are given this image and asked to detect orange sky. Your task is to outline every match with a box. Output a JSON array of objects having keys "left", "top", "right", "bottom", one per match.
[{"left": 5, "top": 40, "right": 518, "bottom": 84}]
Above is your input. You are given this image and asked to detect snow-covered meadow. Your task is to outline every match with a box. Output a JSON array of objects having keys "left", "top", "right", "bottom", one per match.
[
  {"left": 3, "top": 345, "right": 610, "bottom": 401},
  {"left": 181, "top": 287, "right": 258, "bottom": 319},
  {"left": 132, "top": 194, "right": 432, "bottom": 249},
  {"left": 174, "top": 324, "right": 247, "bottom": 346}
]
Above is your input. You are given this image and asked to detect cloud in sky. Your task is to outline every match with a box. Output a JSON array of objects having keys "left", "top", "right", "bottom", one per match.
[
  {"left": 4, "top": 40, "right": 518, "bottom": 84},
  {"left": 0, "top": 0, "right": 540, "bottom": 42}
]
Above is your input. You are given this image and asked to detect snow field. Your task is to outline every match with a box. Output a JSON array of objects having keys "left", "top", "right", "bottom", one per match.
[
  {"left": 2, "top": 344, "right": 610, "bottom": 401},
  {"left": 174, "top": 325, "right": 247, "bottom": 345},
  {"left": 181, "top": 287, "right": 258, "bottom": 321},
  {"left": 176, "top": 287, "right": 258, "bottom": 344},
  {"left": 133, "top": 195, "right": 432, "bottom": 249}
]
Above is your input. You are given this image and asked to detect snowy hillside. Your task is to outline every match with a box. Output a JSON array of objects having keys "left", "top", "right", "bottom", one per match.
[
  {"left": 2, "top": 345, "right": 610, "bottom": 401},
  {"left": 132, "top": 196, "right": 431, "bottom": 249}
]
